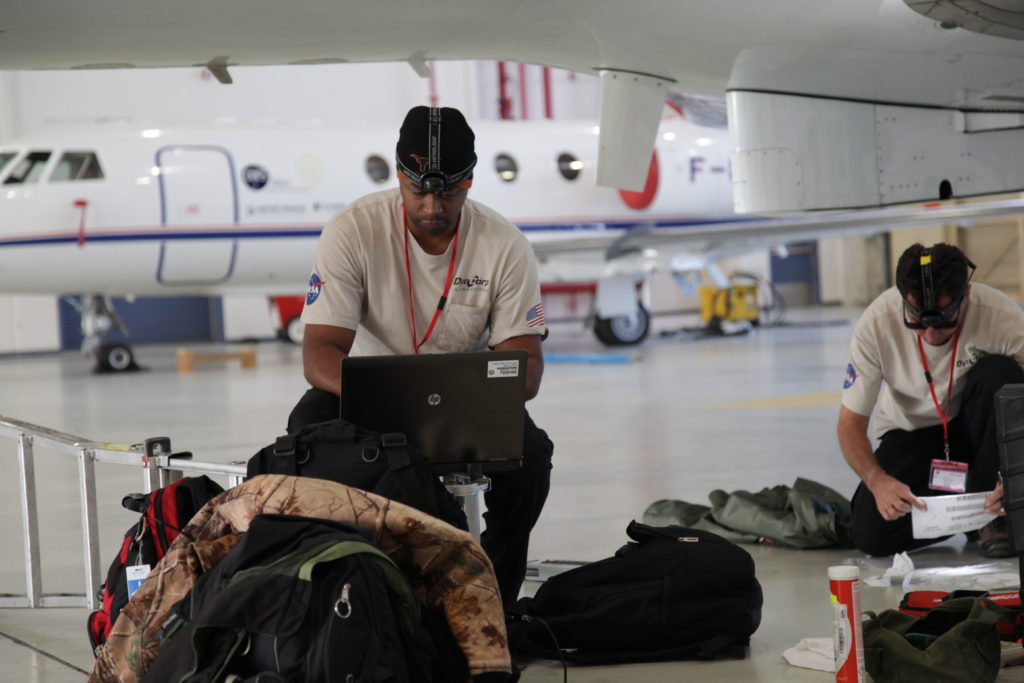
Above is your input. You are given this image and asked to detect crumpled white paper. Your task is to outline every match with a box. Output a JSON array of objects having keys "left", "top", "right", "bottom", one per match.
[
  {"left": 782, "top": 637, "right": 835, "bottom": 672},
  {"left": 863, "top": 551, "right": 914, "bottom": 587}
]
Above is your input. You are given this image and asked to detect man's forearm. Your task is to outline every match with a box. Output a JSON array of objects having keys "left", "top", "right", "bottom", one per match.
[
  {"left": 301, "top": 324, "right": 356, "bottom": 396},
  {"left": 837, "top": 407, "right": 886, "bottom": 489},
  {"left": 303, "top": 344, "right": 345, "bottom": 396},
  {"left": 839, "top": 428, "right": 884, "bottom": 488}
]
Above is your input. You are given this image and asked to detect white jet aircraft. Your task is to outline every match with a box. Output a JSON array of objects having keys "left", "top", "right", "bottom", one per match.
[
  {"left": 0, "top": 111, "right": 743, "bottom": 369},
  {"left": 3, "top": 1, "right": 1024, "bottom": 204},
  {"left": 4, "top": 107, "right": 1024, "bottom": 371}
]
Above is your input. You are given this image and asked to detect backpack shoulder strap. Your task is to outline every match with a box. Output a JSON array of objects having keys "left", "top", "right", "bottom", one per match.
[{"left": 380, "top": 432, "right": 437, "bottom": 514}]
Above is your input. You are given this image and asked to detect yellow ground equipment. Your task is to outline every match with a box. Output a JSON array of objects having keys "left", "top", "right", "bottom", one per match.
[{"left": 699, "top": 284, "right": 760, "bottom": 325}]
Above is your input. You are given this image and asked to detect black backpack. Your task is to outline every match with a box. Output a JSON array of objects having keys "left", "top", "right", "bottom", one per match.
[
  {"left": 141, "top": 514, "right": 468, "bottom": 683},
  {"left": 248, "top": 418, "right": 468, "bottom": 530},
  {"left": 507, "top": 521, "right": 764, "bottom": 664},
  {"left": 87, "top": 475, "right": 224, "bottom": 652}
]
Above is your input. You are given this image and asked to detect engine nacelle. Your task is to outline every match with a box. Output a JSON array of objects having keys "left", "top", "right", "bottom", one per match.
[{"left": 728, "top": 90, "right": 1024, "bottom": 213}]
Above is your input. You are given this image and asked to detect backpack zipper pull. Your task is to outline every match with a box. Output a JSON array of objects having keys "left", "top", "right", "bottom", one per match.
[{"left": 334, "top": 583, "right": 352, "bottom": 619}]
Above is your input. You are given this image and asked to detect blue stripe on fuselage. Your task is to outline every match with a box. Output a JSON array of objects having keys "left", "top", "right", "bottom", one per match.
[{"left": 0, "top": 216, "right": 764, "bottom": 247}]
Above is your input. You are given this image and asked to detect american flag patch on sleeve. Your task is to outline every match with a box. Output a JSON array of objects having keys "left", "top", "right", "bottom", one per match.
[{"left": 525, "top": 302, "right": 545, "bottom": 327}]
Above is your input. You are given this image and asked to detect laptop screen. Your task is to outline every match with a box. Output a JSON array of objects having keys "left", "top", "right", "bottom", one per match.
[{"left": 340, "top": 350, "right": 526, "bottom": 471}]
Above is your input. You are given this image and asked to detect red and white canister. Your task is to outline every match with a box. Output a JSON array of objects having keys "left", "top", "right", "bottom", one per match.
[{"left": 829, "top": 565, "right": 866, "bottom": 683}]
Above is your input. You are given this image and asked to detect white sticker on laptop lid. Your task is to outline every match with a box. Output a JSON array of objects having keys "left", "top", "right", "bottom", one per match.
[{"left": 487, "top": 360, "right": 520, "bottom": 378}]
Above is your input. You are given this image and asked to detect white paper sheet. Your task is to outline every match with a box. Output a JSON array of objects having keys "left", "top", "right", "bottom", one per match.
[{"left": 911, "top": 491, "right": 997, "bottom": 539}]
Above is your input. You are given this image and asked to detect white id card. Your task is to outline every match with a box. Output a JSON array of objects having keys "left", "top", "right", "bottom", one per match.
[
  {"left": 929, "top": 459, "right": 968, "bottom": 493},
  {"left": 126, "top": 564, "right": 151, "bottom": 600}
]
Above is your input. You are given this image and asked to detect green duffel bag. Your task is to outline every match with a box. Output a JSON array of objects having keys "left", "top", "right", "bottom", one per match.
[{"left": 862, "top": 597, "right": 1007, "bottom": 683}]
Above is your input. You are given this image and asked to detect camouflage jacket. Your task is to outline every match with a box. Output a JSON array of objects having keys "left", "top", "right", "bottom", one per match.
[{"left": 89, "top": 474, "right": 510, "bottom": 682}]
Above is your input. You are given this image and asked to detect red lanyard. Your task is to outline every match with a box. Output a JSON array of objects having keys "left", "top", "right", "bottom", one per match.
[
  {"left": 402, "top": 207, "right": 459, "bottom": 354},
  {"left": 915, "top": 324, "right": 962, "bottom": 460}
]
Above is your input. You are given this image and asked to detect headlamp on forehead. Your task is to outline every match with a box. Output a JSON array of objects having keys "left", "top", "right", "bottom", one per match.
[
  {"left": 902, "top": 248, "right": 976, "bottom": 330},
  {"left": 395, "top": 107, "right": 476, "bottom": 193}
]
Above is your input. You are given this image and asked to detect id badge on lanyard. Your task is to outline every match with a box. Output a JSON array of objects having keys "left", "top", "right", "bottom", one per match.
[
  {"left": 929, "top": 458, "right": 968, "bottom": 493},
  {"left": 917, "top": 330, "right": 968, "bottom": 493}
]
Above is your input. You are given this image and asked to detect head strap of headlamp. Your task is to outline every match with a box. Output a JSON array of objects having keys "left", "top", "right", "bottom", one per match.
[
  {"left": 902, "top": 248, "right": 976, "bottom": 330},
  {"left": 920, "top": 248, "right": 936, "bottom": 311},
  {"left": 395, "top": 107, "right": 476, "bottom": 193}
]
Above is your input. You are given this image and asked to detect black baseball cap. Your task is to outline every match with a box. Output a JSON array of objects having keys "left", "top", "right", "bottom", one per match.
[{"left": 396, "top": 106, "right": 476, "bottom": 192}]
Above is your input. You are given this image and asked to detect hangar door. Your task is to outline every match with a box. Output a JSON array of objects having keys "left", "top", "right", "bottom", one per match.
[{"left": 156, "top": 145, "right": 238, "bottom": 285}]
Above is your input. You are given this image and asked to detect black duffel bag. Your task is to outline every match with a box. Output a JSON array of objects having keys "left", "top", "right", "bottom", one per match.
[{"left": 248, "top": 418, "right": 468, "bottom": 530}]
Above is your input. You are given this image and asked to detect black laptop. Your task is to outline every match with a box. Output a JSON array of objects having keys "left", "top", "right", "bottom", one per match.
[{"left": 340, "top": 350, "right": 526, "bottom": 471}]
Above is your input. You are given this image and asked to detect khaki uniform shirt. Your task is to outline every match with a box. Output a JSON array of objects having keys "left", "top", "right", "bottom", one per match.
[
  {"left": 302, "top": 188, "right": 545, "bottom": 356},
  {"left": 842, "top": 284, "right": 1024, "bottom": 438}
]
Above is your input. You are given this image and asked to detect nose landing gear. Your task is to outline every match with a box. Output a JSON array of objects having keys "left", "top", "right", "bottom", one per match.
[{"left": 67, "top": 294, "right": 142, "bottom": 373}]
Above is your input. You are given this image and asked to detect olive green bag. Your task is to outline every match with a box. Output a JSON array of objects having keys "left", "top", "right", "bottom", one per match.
[{"left": 862, "top": 597, "right": 1007, "bottom": 683}]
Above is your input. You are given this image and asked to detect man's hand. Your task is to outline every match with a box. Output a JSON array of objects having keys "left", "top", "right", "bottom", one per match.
[
  {"left": 869, "top": 473, "right": 927, "bottom": 521},
  {"left": 985, "top": 481, "right": 1005, "bottom": 516}
]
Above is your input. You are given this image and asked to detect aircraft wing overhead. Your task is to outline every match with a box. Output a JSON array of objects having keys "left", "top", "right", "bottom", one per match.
[
  {"left": 8, "top": 1, "right": 1024, "bottom": 198},
  {"left": 527, "top": 196, "right": 1024, "bottom": 261}
]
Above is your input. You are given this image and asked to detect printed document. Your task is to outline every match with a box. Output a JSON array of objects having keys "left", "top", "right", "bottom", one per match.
[{"left": 911, "top": 492, "right": 997, "bottom": 539}]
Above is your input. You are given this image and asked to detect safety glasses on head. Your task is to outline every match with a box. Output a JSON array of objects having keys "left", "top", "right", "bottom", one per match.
[
  {"left": 902, "top": 248, "right": 976, "bottom": 330},
  {"left": 395, "top": 108, "right": 476, "bottom": 193}
]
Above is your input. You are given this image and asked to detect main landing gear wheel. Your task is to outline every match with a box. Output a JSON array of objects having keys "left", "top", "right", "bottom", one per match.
[
  {"left": 94, "top": 343, "right": 139, "bottom": 373},
  {"left": 593, "top": 303, "right": 651, "bottom": 346}
]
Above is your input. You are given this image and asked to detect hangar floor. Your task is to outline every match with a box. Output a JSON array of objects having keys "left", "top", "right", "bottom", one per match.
[{"left": 1, "top": 307, "right": 1022, "bottom": 682}]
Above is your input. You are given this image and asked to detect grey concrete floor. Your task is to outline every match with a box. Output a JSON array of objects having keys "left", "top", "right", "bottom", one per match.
[{"left": 0, "top": 307, "right": 1022, "bottom": 681}]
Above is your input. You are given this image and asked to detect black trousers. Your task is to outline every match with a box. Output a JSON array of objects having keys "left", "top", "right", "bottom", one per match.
[
  {"left": 850, "top": 354, "right": 1024, "bottom": 556},
  {"left": 288, "top": 387, "right": 554, "bottom": 608}
]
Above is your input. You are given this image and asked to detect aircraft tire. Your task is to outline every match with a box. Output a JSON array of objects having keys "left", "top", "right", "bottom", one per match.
[
  {"left": 96, "top": 343, "right": 136, "bottom": 372},
  {"left": 593, "top": 303, "right": 650, "bottom": 346},
  {"left": 281, "top": 316, "right": 305, "bottom": 344}
]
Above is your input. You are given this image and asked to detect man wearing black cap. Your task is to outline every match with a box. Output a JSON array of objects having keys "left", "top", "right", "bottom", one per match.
[
  {"left": 288, "top": 106, "right": 553, "bottom": 607},
  {"left": 838, "top": 243, "right": 1024, "bottom": 558}
]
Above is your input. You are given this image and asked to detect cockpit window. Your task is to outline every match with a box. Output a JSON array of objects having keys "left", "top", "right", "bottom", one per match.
[
  {"left": 4, "top": 151, "right": 52, "bottom": 185},
  {"left": 50, "top": 151, "right": 104, "bottom": 181},
  {"left": 0, "top": 152, "right": 16, "bottom": 178}
]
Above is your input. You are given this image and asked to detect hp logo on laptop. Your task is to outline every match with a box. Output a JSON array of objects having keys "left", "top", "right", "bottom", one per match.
[{"left": 427, "top": 393, "right": 441, "bottom": 406}]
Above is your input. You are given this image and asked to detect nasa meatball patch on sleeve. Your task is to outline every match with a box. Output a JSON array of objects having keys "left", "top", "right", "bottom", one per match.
[
  {"left": 843, "top": 363, "right": 858, "bottom": 389},
  {"left": 306, "top": 273, "right": 325, "bottom": 305}
]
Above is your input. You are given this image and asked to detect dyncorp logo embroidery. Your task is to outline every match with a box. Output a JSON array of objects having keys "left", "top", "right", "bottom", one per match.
[{"left": 453, "top": 275, "right": 490, "bottom": 291}]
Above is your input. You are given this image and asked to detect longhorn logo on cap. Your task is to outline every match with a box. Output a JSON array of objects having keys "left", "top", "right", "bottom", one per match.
[{"left": 409, "top": 153, "right": 430, "bottom": 174}]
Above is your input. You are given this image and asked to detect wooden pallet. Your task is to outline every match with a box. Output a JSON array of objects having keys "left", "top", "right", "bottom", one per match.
[{"left": 176, "top": 347, "right": 258, "bottom": 372}]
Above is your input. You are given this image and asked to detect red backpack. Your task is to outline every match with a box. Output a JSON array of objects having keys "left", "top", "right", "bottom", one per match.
[{"left": 87, "top": 475, "right": 223, "bottom": 652}]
